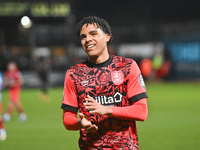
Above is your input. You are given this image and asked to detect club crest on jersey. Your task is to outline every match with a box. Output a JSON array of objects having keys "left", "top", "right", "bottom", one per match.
[{"left": 111, "top": 71, "right": 124, "bottom": 85}]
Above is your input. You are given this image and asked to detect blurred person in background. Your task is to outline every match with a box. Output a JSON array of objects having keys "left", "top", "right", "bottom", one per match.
[
  {"left": 3, "top": 62, "right": 27, "bottom": 122},
  {"left": 0, "top": 71, "right": 6, "bottom": 140},
  {"left": 37, "top": 56, "right": 50, "bottom": 102},
  {"left": 61, "top": 16, "right": 148, "bottom": 150}
]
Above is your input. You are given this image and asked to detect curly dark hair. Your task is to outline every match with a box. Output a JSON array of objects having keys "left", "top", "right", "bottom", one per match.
[{"left": 77, "top": 16, "right": 113, "bottom": 42}]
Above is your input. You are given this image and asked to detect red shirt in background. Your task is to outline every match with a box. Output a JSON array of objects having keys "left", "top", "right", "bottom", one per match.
[{"left": 5, "top": 69, "right": 22, "bottom": 102}]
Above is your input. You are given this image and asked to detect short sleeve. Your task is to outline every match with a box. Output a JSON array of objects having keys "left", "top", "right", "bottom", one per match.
[
  {"left": 17, "top": 72, "right": 23, "bottom": 80},
  {"left": 127, "top": 61, "right": 148, "bottom": 103},
  {"left": 61, "top": 71, "right": 78, "bottom": 112}
]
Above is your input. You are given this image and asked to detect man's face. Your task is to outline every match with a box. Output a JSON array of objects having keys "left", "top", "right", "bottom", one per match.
[
  {"left": 8, "top": 63, "right": 16, "bottom": 72},
  {"left": 79, "top": 23, "right": 110, "bottom": 58}
]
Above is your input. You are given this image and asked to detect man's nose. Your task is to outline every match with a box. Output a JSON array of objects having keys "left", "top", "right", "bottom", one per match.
[{"left": 85, "top": 35, "right": 92, "bottom": 42}]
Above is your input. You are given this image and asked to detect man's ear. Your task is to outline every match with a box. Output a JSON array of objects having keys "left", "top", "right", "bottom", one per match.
[{"left": 105, "top": 34, "right": 111, "bottom": 42}]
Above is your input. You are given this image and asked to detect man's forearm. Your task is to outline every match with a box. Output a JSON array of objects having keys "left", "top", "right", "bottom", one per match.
[
  {"left": 111, "top": 98, "right": 148, "bottom": 121},
  {"left": 63, "top": 110, "right": 81, "bottom": 130}
]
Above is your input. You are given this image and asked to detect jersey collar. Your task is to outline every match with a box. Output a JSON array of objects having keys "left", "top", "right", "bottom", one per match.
[{"left": 86, "top": 54, "right": 113, "bottom": 68}]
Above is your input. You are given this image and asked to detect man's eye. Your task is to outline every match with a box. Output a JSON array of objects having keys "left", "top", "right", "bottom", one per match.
[
  {"left": 92, "top": 33, "right": 97, "bottom": 36},
  {"left": 80, "top": 36, "right": 86, "bottom": 40}
]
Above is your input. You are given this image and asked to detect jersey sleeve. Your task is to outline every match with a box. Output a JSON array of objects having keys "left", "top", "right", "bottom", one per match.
[
  {"left": 61, "top": 71, "right": 79, "bottom": 112},
  {"left": 0, "top": 73, "right": 3, "bottom": 91},
  {"left": 17, "top": 71, "right": 23, "bottom": 80},
  {"left": 111, "top": 98, "right": 148, "bottom": 121},
  {"left": 127, "top": 61, "right": 148, "bottom": 103},
  {"left": 16, "top": 71, "right": 23, "bottom": 85},
  {"left": 0, "top": 73, "right": 2, "bottom": 102}
]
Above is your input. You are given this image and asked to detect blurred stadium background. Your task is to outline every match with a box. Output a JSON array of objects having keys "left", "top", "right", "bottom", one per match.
[
  {"left": 0, "top": 0, "right": 200, "bottom": 150},
  {"left": 0, "top": 0, "right": 200, "bottom": 85}
]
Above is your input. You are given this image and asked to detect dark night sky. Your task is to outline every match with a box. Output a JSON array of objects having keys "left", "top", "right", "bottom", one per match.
[
  {"left": 73, "top": 0, "right": 200, "bottom": 25},
  {"left": 1, "top": 0, "right": 200, "bottom": 25},
  {"left": 1, "top": 0, "right": 200, "bottom": 45}
]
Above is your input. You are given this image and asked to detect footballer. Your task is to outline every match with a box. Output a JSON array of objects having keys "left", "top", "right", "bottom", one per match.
[
  {"left": 3, "top": 62, "right": 27, "bottom": 122},
  {"left": 61, "top": 16, "right": 148, "bottom": 150},
  {"left": 0, "top": 71, "right": 6, "bottom": 140}
]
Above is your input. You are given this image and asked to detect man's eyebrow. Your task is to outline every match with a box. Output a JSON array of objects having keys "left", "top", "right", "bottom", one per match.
[{"left": 89, "top": 30, "right": 98, "bottom": 33}]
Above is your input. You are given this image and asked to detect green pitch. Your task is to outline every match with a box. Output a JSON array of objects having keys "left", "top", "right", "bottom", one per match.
[{"left": 1, "top": 82, "right": 200, "bottom": 150}]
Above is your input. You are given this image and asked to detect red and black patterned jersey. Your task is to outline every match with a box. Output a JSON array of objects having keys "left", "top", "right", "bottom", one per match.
[{"left": 61, "top": 55, "right": 148, "bottom": 150}]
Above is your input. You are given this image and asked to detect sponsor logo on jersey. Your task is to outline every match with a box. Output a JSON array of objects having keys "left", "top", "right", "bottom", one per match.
[
  {"left": 111, "top": 71, "right": 124, "bottom": 85},
  {"left": 138, "top": 73, "right": 146, "bottom": 89},
  {"left": 81, "top": 80, "right": 89, "bottom": 86},
  {"left": 94, "top": 92, "right": 123, "bottom": 106}
]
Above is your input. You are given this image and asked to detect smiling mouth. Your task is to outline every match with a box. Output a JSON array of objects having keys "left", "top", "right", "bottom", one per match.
[{"left": 86, "top": 44, "right": 95, "bottom": 50}]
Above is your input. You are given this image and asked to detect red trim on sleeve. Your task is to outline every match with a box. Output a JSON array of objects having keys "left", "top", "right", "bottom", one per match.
[
  {"left": 111, "top": 98, "right": 148, "bottom": 121},
  {"left": 63, "top": 110, "right": 81, "bottom": 130}
]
